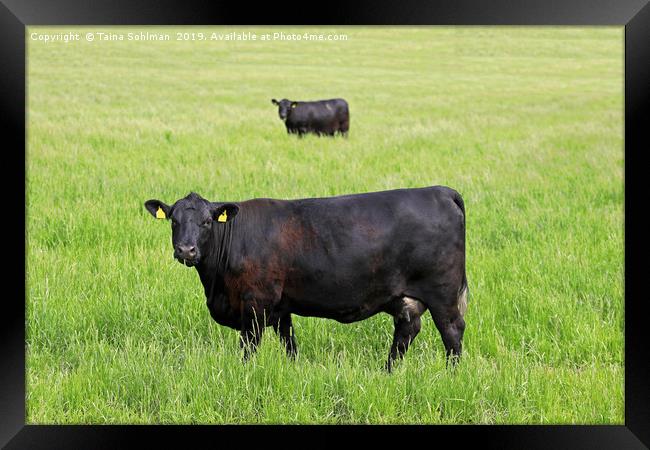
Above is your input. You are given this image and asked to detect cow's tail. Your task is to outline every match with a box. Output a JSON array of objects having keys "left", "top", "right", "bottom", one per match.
[
  {"left": 451, "top": 190, "right": 469, "bottom": 317},
  {"left": 457, "top": 271, "right": 469, "bottom": 318}
]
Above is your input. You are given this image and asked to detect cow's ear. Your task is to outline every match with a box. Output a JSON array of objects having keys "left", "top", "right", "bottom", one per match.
[
  {"left": 291, "top": 102, "right": 298, "bottom": 108},
  {"left": 144, "top": 199, "right": 171, "bottom": 219},
  {"left": 271, "top": 99, "right": 278, "bottom": 105},
  {"left": 211, "top": 203, "right": 239, "bottom": 223}
]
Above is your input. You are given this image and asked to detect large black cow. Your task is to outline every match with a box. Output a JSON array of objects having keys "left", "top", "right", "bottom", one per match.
[
  {"left": 271, "top": 98, "right": 350, "bottom": 137},
  {"left": 144, "top": 186, "right": 468, "bottom": 371}
]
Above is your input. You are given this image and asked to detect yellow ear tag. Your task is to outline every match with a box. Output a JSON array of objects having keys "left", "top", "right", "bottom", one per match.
[
  {"left": 217, "top": 210, "right": 228, "bottom": 223},
  {"left": 156, "top": 207, "right": 166, "bottom": 219},
  {"left": 291, "top": 103, "right": 297, "bottom": 108}
]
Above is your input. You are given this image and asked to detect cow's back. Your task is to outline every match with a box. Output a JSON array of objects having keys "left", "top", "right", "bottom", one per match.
[{"left": 291, "top": 186, "right": 464, "bottom": 278}]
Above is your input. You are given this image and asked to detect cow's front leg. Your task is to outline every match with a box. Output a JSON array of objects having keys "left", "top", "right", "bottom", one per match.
[
  {"left": 240, "top": 296, "right": 266, "bottom": 361},
  {"left": 273, "top": 314, "right": 298, "bottom": 358}
]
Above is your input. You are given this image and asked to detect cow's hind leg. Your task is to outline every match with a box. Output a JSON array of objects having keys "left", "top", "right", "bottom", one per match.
[
  {"left": 273, "top": 314, "right": 298, "bottom": 358},
  {"left": 339, "top": 119, "right": 349, "bottom": 137},
  {"left": 428, "top": 285, "right": 467, "bottom": 367},
  {"left": 386, "top": 297, "right": 427, "bottom": 372}
]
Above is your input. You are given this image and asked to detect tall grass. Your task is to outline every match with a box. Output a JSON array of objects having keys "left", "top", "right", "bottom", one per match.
[{"left": 26, "top": 26, "right": 623, "bottom": 424}]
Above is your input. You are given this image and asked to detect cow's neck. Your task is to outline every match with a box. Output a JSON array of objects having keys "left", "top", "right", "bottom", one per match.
[
  {"left": 195, "top": 263, "right": 220, "bottom": 300},
  {"left": 195, "top": 220, "right": 235, "bottom": 302}
]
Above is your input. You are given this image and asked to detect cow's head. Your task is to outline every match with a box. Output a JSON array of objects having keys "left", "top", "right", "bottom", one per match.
[
  {"left": 271, "top": 98, "right": 297, "bottom": 121},
  {"left": 144, "top": 192, "right": 239, "bottom": 267}
]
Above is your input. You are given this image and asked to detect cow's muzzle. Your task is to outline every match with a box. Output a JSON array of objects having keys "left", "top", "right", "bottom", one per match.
[{"left": 174, "top": 245, "right": 199, "bottom": 266}]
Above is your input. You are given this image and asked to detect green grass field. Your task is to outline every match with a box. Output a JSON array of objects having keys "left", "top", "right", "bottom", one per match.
[{"left": 26, "top": 26, "right": 624, "bottom": 424}]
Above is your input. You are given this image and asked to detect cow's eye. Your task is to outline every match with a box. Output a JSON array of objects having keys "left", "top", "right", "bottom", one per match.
[{"left": 202, "top": 219, "right": 211, "bottom": 227}]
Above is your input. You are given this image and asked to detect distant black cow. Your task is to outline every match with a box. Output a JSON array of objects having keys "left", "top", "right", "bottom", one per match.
[
  {"left": 271, "top": 98, "right": 350, "bottom": 137},
  {"left": 144, "top": 186, "right": 468, "bottom": 371}
]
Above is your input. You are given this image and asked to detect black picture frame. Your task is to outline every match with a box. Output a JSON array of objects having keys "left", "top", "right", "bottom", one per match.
[{"left": 3, "top": 0, "right": 648, "bottom": 448}]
